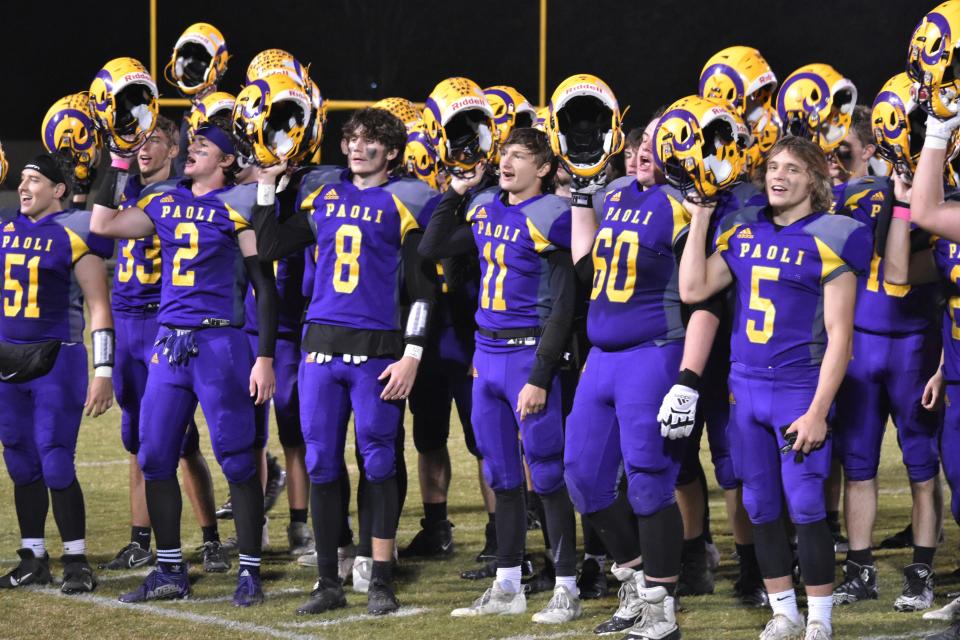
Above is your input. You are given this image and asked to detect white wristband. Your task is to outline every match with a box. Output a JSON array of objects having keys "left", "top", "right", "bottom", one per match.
[
  {"left": 94, "top": 366, "right": 113, "bottom": 378},
  {"left": 925, "top": 136, "right": 950, "bottom": 150},
  {"left": 257, "top": 182, "right": 276, "bottom": 206},
  {"left": 403, "top": 344, "right": 423, "bottom": 361}
]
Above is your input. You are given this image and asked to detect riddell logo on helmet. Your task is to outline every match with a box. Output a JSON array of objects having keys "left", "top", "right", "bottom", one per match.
[
  {"left": 563, "top": 83, "right": 607, "bottom": 97},
  {"left": 122, "top": 72, "right": 153, "bottom": 85},
  {"left": 449, "top": 97, "right": 486, "bottom": 111}
]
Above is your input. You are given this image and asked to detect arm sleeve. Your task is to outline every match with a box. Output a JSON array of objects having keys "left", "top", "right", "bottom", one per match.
[
  {"left": 574, "top": 253, "right": 594, "bottom": 286},
  {"left": 244, "top": 255, "right": 278, "bottom": 358},
  {"left": 418, "top": 189, "right": 477, "bottom": 259},
  {"left": 402, "top": 230, "right": 439, "bottom": 347},
  {"left": 528, "top": 249, "right": 576, "bottom": 388},
  {"left": 674, "top": 226, "right": 724, "bottom": 320},
  {"left": 253, "top": 201, "right": 315, "bottom": 261}
]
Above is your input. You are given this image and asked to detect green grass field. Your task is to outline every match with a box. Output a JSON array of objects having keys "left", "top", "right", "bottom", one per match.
[{"left": 0, "top": 402, "right": 955, "bottom": 640}]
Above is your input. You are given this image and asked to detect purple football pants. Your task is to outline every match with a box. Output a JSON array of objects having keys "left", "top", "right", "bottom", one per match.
[
  {"left": 0, "top": 343, "right": 86, "bottom": 489},
  {"left": 138, "top": 327, "right": 256, "bottom": 484},
  {"left": 564, "top": 342, "right": 687, "bottom": 516},
  {"left": 728, "top": 363, "right": 829, "bottom": 525},
  {"left": 247, "top": 333, "right": 304, "bottom": 449}
]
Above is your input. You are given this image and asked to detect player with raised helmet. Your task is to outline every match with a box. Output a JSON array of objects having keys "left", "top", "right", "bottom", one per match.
[
  {"left": 91, "top": 59, "right": 278, "bottom": 605},
  {"left": 420, "top": 74, "right": 581, "bottom": 623}
]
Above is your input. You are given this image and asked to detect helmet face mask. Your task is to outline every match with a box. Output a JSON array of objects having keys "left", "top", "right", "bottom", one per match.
[
  {"left": 164, "top": 23, "right": 228, "bottom": 97},
  {"left": 555, "top": 96, "right": 613, "bottom": 169},
  {"left": 547, "top": 74, "right": 625, "bottom": 178},
  {"left": 42, "top": 92, "right": 102, "bottom": 183},
  {"left": 423, "top": 77, "right": 497, "bottom": 175},
  {"left": 907, "top": 2, "right": 960, "bottom": 119},
  {"left": 444, "top": 110, "right": 493, "bottom": 170},
  {"left": 175, "top": 42, "right": 214, "bottom": 90},
  {"left": 777, "top": 64, "right": 857, "bottom": 154},
  {"left": 232, "top": 75, "right": 311, "bottom": 166},
  {"left": 89, "top": 57, "right": 158, "bottom": 154}
]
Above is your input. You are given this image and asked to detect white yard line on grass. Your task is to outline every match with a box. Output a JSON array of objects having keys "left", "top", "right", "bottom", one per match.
[
  {"left": 278, "top": 606, "right": 429, "bottom": 628},
  {"left": 497, "top": 631, "right": 582, "bottom": 640},
  {"left": 859, "top": 633, "right": 933, "bottom": 640},
  {"left": 169, "top": 587, "right": 306, "bottom": 604},
  {"left": 96, "top": 569, "right": 151, "bottom": 582},
  {"left": 77, "top": 459, "right": 129, "bottom": 467},
  {"left": 35, "top": 590, "right": 321, "bottom": 640}
]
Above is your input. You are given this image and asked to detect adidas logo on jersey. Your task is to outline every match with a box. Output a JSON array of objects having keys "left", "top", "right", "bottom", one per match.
[
  {"left": 160, "top": 195, "right": 174, "bottom": 203},
  {"left": 737, "top": 228, "right": 753, "bottom": 239},
  {"left": 2, "top": 222, "right": 13, "bottom": 232},
  {"left": 610, "top": 191, "right": 622, "bottom": 202},
  {"left": 472, "top": 207, "right": 487, "bottom": 220},
  {"left": 324, "top": 188, "right": 339, "bottom": 200},
  {"left": 871, "top": 191, "right": 884, "bottom": 202},
  {"left": 728, "top": 391, "right": 736, "bottom": 405},
  {"left": 150, "top": 353, "right": 159, "bottom": 364}
]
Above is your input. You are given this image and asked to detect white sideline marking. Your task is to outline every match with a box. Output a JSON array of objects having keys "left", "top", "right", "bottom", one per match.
[
  {"left": 860, "top": 633, "right": 931, "bottom": 640},
  {"left": 35, "top": 589, "right": 321, "bottom": 640},
  {"left": 278, "top": 606, "right": 429, "bottom": 628},
  {"left": 95, "top": 569, "right": 151, "bottom": 582},
  {"left": 498, "top": 632, "right": 581, "bottom": 640},
  {"left": 77, "top": 459, "right": 129, "bottom": 467},
  {"left": 170, "top": 587, "right": 306, "bottom": 604}
]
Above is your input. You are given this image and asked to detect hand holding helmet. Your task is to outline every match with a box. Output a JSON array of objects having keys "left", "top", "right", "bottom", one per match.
[
  {"left": 423, "top": 77, "right": 497, "bottom": 177},
  {"left": 42, "top": 92, "right": 102, "bottom": 194},
  {"left": 232, "top": 74, "right": 312, "bottom": 167}
]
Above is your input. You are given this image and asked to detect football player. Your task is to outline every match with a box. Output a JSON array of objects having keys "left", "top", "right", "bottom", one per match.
[
  {"left": 254, "top": 107, "right": 437, "bottom": 616},
  {"left": 100, "top": 113, "right": 228, "bottom": 573},
  {"left": 829, "top": 84, "right": 942, "bottom": 612},
  {"left": 91, "top": 106, "right": 277, "bottom": 607},
  {"left": 0, "top": 155, "right": 114, "bottom": 594},
  {"left": 421, "top": 124, "right": 581, "bottom": 623},
  {"left": 680, "top": 136, "right": 871, "bottom": 640}
]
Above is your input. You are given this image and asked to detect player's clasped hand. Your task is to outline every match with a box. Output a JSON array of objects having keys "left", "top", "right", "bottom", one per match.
[
  {"left": 657, "top": 384, "right": 698, "bottom": 439},
  {"left": 516, "top": 383, "right": 547, "bottom": 421},
  {"left": 782, "top": 411, "right": 828, "bottom": 460},
  {"left": 450, "top": 160, "right": 487, "bottom": 195},
  {"left": 249, "top": 357, "right": 275, "bottom": 405},
  {"left": 378, "top": 355, "right": 419, "bottom": 401},
  {"left": 84, "top": 376, "right": 113, "bottom": 417}
]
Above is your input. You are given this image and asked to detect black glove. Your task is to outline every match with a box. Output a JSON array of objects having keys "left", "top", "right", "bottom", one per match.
[{"left": 570, "top": 172, "right": 607, "bottom": 207}]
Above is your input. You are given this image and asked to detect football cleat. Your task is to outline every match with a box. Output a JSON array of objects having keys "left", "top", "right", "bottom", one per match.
[
  {"left": 264, "top": 453, "right": 286, "bottom": 514},
  {"left": 462, "top": 559, "right": 497, "bottom": 580},
  {"left": 0, "top": 549, "right": 52, "bottom": 588},
  {"left": 925, "top": 595, "right": 960, "bottom": 621},
  {"left": 677, "top": 545, "right": 715, "bottom": 596},
  {"left": 622, "top": 586, "right": 679, "bottom": 640},
  {"left": 215, "top": 499, "right": 233, "bottom": 520},
  {"left": 99, "top": 542, "right": 154, "bottom": 570},
  {"left": 352, "top": 555, "right": 372, "bottom": 593},
  {"left": 287, "top": 522, "right": 314, "bottom": 557},
  {"left": 926, "top": 622, "right": 960, "bottom": 640},
  {"left": 60, "top": 556, "right": 97, "bottom": 594},
  {"left": 523, "top": 557, "right": 556, "bottom": 595},
  {"left": 531, "top": 584, "right": 582, "bottom": 624},
  {"left": 594, "top": 566, "right": 644, "bottom": 635},
  {"left": 296, "top": 577, "right": 347, "bottom": 615},
  {"left": 894, "top": 563, "right": 934, "bottom": 612},
  {"left": 577, "top": 557, "right": 609, "bottom": 599},
  {"left": 879, "top": 523, "right": 914, "bottom": 549},
  {"left": 297, "top": 550, "right": 317, "bottom": 567},
  {"left": 367, "top": 578, "right": 400, "bottom": 615},
  {"left": 200, "top": 540, "right": 231, "bottom": 573},
  {"left": 804, "top": 621, "right": 832, "bottom": 640},
  {"left": 119, "top": 563, "right": 191, "bottom": 602},
  {"left": 476, "top": 521, "right": 496, "bottom": 563},
  {"left": 734, "top": 576, "right": 769, "bottom": 608},
  {"left": 399, "top": 518, "right": 454, "bottom": 558},
  {"left": 832, "top": 560, "right": 878, "bottom": 605},
  {"left": 760, "top": 614, "right": 806, "bottom": 640},
  {"left": 233, "top": 567, "right": 264, "bottom": 607},
  {"left": 450, "top": 581, "right": 526, "bottom": 617}
]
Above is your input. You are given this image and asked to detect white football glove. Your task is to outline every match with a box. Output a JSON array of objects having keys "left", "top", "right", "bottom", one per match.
[
  {"left": 658, "top": 384, "right": 699, "bottom": 440},
  {"left": 925, "top": 111, "right": 960, "bottom": 150}
]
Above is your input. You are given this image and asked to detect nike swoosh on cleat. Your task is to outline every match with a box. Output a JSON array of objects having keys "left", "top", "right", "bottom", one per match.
[
  {"left": 441, "top": 541, "right": 453, "bottom": 552},
  {"left": 0, "top": 371, "right": 20, "bottom": 381},
  {"left": 9, "top": 572, "right": 31, "bottom": 586}
]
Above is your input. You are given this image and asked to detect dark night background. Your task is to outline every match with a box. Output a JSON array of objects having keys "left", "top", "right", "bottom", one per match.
[{"left": 0, "top": 0, "right": 934, "bottom": 194}]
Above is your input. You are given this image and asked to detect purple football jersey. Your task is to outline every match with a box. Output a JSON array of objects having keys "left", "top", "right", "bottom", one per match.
[
  {"left": 0, "top": 209, "right": 113, "bottom": 342},
  {"left": 112, "top": 174, "right": 163, "bottom": 312},
  {"left": 716, "top": 206, "right": 872, "bottom": 368},
  {"left": 463, "top": 188, "right": 571, "bottom": 333},
  {"left": 137, "top": 180, "right": 256, "bottom": 328},
  {"left": 297, "top": 170, "right": 436, "bottom": 331},
  {"left": 587, "top": 181, "right": 690, "bottom": 351},
  {"left": 933, "top": 237, "right": 960, "bottom": 382},
  {"left": 833, "top": 176, "right": 938, "bottom": 335}
]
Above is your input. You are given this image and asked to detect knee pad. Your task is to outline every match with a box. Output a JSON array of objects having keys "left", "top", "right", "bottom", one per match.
[
  {"left": 528, "top": 457, "right": 565, "bottom": 496},
  {"left": 137, "top": 446, "right": 179, "bottom": 482},
  {"left": 742, "top": 486, "right": 783, "bottom": 525},
  {"left": 276, "top": 405, "right": 304, "bottom": 448},
  {"left": 412, "top": 413, "right": 450, "bottom": 454},
  {"left": 40, "top": 448, "right": 76, "bottom": 491},
  {"left": 360, "top": 445, "right": 396, "bottom": 484},
  {"left": 220, "top": 450, "right": 257, "bottom": 485},
  {"left": 253, "top": 404, "right": 269, "bottom": 450},
  {"left": 627, "top": 471, "right": 676, "bottom": 517},
  {"left": 120, "top": 413, "right": 139, "bottom": 454},
  {"left": 675, "top": 446, "right": 704, "bottom": 487},
  {"left": 712, "top": 454, "right": 739, "bottom": 490},
  {"left": 563, "top": 458, "right": 616, "bottom": 515},
  {"left": 785, "top": 485, "right": 827, "bottom": 525},
  {"left": 2, "top": 448, "right": 42, "bottom": 486}
]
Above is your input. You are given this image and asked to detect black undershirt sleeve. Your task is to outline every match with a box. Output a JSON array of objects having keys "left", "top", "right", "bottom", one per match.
[
  {"left": 244, "top": 255, "right": 278, "bottom": 358},
  {"left": 402, "top": 230, "right": 439, "bottom": 348},
  {"left": 252, "top": 201, "right": 315, "bottom": 261},
  {"left": 529, "top": 249, "right": 576, "bottom": 388},
  {"left": 418, "top": 189, "right": 477, "bottom": 259}
]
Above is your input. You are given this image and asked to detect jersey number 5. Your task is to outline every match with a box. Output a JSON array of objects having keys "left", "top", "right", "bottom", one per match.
[
  {"left": 3, "top": 254, "right": 41, "bottom": 318},
  {"left": 747, "top": 265, "right": 778, "bottom": 344}
]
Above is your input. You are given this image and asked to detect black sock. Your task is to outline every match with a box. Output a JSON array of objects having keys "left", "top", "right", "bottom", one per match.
[
  {"left": 495, "top": 486, "right": 526, "bottom": 569},
  {"left": 585, "top": 498, "right": 642, "bottom": 565},
  {"left": 540, "top": 488, "right": 577, "bottom": 576},
  {"left": 229, "top": 476, "right": 264, "bottom": 559},
  {"left": 311, "top": 479, "right": 342, "bottom": 581},
  {"left": 145, "top": 478, "right": 182, "bottom": 552},
  {"left": 697, "top": 463, "right": 712, "bottom": 545},
  {"left": 796, "top": 520, "right": 836, "bottom": 585},
  {"left": 913, "top": 545, "right": 936, "bottom": 567},
  {"left": 636, "top": 503, "right": 684, "bottom": 580},
  {"left": 132, "top": 526, "right": 152, "bottom": 549},
  {"left": 372, "top": 559, "right": 393, "bottom": 585},
  {"left": 394, "top": 424, "right": 407, "bottom": 527},
  {"left": 683, "top": 533, "right": 707, "bottom": 555},
  {"left": 736, "top": 543, "right": 762, "bottom": 584},
  {"left": 201, "top": 524, "right": 220, "bottom": 544},
  {"left": 488, "top": 512, "right": 496, "bottom": 525},
  {"left": 290, "top": 508, "right": 308, "bottom": 524},
  {"left": 338, "top": 464, "right": 354, "bottom": 548},
  {"left": 846, "top": 547, "right": 873, "bottom": 566},
  {"left": 356, "top": 452, "right": 373, "bottom": 557},
  {"left": 14, "top": 479, "right": 48, "bottom": 540},
  {"left": 646, "top": 577, "right": 677, "bottom": 596},
  {"left": 51, "top": 479, "right": 85, "bottom": 543},
  {"left": 367, "top": 477, "right": 400, "bottom": 540},
  {"left": 423, "top": 501, "right": 447, "bottom": 524},
  {"left": 581, "top": 516, "right": 607, "bottom": 557}
]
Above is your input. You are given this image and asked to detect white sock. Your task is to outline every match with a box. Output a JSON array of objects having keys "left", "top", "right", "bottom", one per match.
[
  {"left": 495, "top": 566, "right": 522, "bottom": 593},
  {"left": 770, "top": 588, "right": 803, "bottom": 625},
  {"left": 63, "top": 539, "right": 86, "bottom": 556},
  {"left": 584, "top": 553, "right": 607, "bottom": 571},
  {"left": 21, "top": 538, "right": 45, "bottom": 557},
  {"left": 555, "top": 575, "right": 578, "bottom": 596},
  {"left": 806, "top": 595, "right": 833, "bottom": 632}
]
